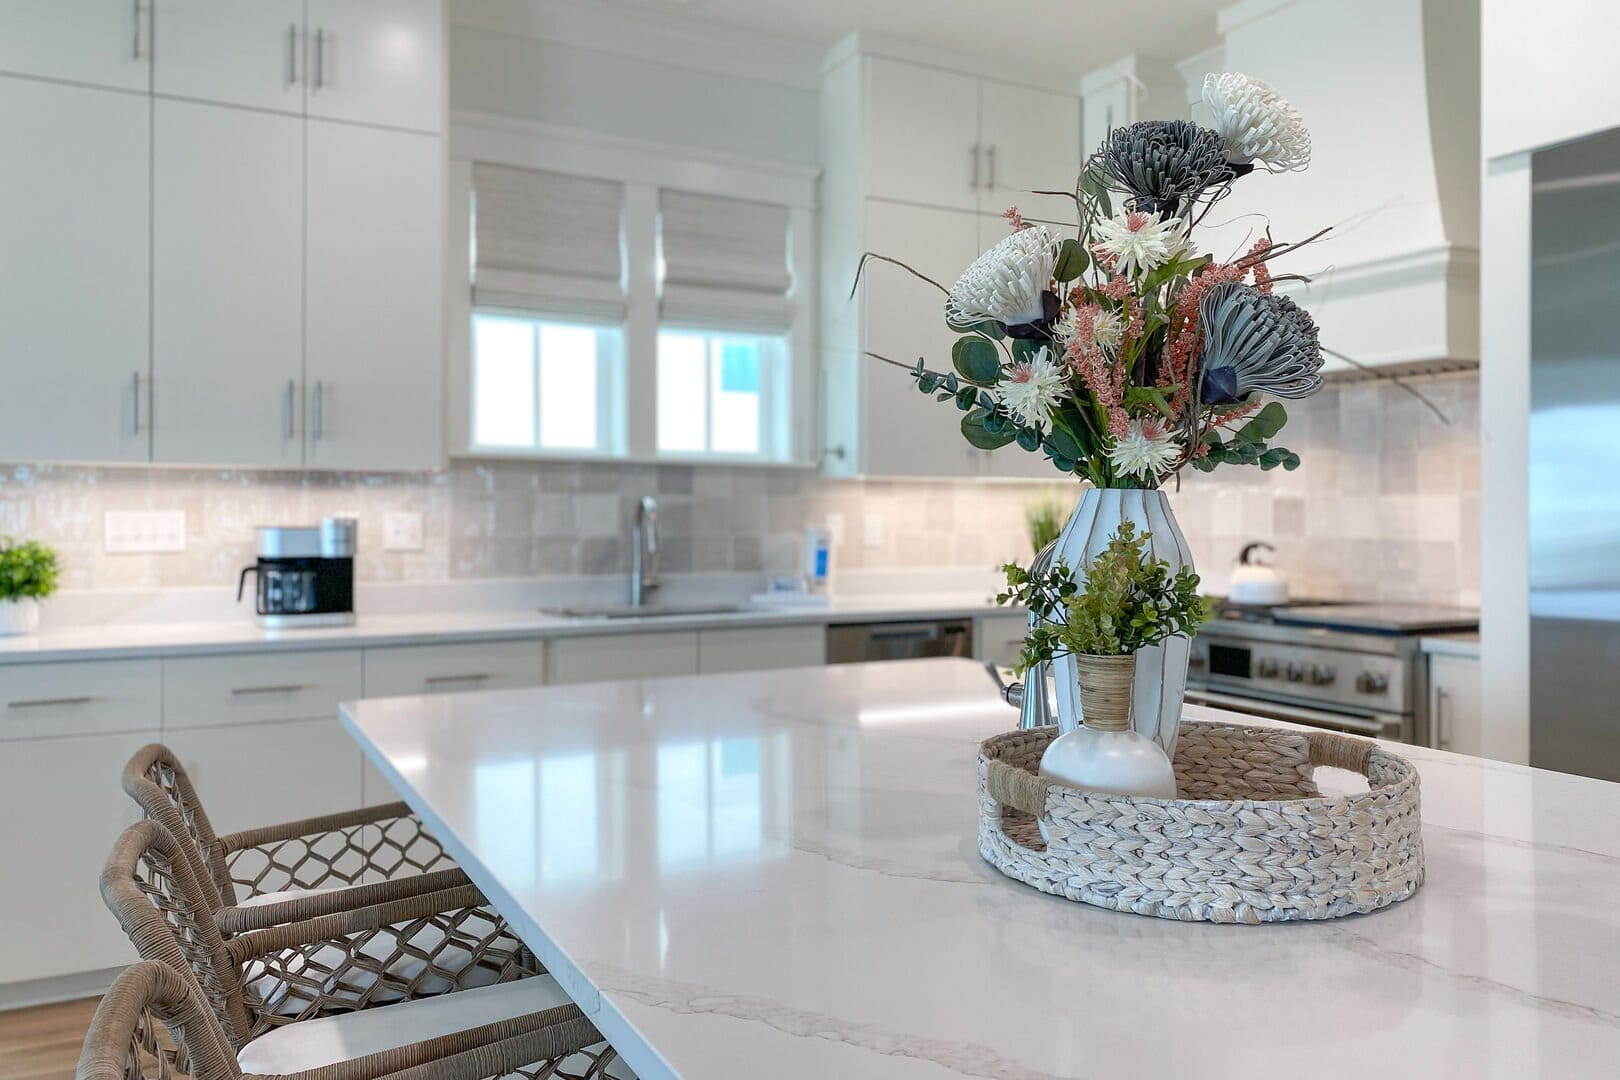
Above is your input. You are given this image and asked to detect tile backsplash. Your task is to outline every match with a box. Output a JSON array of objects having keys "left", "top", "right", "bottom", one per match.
[{"left": 0, "top": 373, "right": 1480, "bottom": 608}]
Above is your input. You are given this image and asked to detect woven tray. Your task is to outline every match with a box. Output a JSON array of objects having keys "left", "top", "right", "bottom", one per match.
[{"left": 977, "top": 720, "right": 1424, "bottom": 923}]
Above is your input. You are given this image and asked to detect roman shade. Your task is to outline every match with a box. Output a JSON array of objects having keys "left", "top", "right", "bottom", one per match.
[
  {"left": 659, "top": 190, "right": 793, "bottom": 333},
  {"left": 472, "top": 163, "right": 626, "bottom": 321}
]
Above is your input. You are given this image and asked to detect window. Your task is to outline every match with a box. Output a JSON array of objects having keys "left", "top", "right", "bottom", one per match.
[
  {"left": 472, "top": 313, "right": 623, "bottom": 453},
  {"left": 657, "top": 329, "right": 786, "bottom": 457}
]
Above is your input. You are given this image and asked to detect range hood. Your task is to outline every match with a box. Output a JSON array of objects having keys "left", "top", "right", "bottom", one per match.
[{"left": 1198, "top": 0, "right": 1481, "bottom": 373}]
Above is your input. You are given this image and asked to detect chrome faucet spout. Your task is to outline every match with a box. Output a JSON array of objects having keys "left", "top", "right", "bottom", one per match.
[{"left": 631, "top": 496, "right": 660, "bottom": 607}]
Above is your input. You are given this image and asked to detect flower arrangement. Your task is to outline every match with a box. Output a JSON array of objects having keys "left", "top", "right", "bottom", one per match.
[
  {"left": 997, "top": 523, "right": 1210, "bottom": 672},
  {"left": 862, "top": 72, "right": 1329, "bottom": 490},
  {"left": 0, "top": 538, "right": 59, "bottom": 602}
]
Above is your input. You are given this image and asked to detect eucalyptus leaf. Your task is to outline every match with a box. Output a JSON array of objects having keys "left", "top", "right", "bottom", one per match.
[
  {"left": 1053, "top": 238, "right": 1088, "bottom": 282},
  {"left": 951, "top": 336, "right": 1001, "bottom": 385},
  {"left": 1010, "top": 338, "right": 1047, "bottom": 365},
  {"left": 961, "top": 408, "right": 1017, "bottom": 450},
  {"left": 1015, "top": 427, "right": 1042, "bottom": 452}
]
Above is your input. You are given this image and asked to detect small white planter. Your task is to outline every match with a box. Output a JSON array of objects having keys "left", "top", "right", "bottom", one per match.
[{"left": 0, "top": 597, "right": 41, "bottom": 636}]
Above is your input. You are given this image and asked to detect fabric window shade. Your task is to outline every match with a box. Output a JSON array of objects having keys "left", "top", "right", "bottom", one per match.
[
  {"left": 473, "top": 163, "right": 626, "bottom": 321},
  {"left": 659, "top": 190, "right": 792, "bottom": 333}
]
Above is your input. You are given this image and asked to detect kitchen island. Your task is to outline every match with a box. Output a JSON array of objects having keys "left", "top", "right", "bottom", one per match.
[{"left": 342, "top": 658, "right": 1620, "bottom": 1079}]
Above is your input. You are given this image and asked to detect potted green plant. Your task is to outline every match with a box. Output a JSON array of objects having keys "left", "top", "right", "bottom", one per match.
[
  {"left": 1000, "top": 522, "right": 1209, "bottom": 802},
  {"left": 0, "top": 538, "right": 60, "bottom": 636}
]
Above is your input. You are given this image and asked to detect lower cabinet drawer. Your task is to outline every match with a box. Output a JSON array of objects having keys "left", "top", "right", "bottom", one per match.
[
  {"left": 0, "top": 659, "right": 161, "bottom": 741},
  {"left": 698, "top": 625, "right": 827, "bottom": 674},
  {"left": 546, "top": 631, "right": 698, "bottom": 685},
  {"left": 363, "top": 639, "right": 545, "bottom": 698},
  {"left": 975, "top": 613, "right": 1030, "bottom": 669},
  {"left": 163, "top": 649, "right": 363, "bottom": 729}
]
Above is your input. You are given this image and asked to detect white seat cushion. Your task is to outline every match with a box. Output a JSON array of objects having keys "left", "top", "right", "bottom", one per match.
[
  {"left": 237, "top": 977, "right": 635, "bottom": 1077},
  {"left": 239, "top": 888, "right": 510, "bottom": 1012}
]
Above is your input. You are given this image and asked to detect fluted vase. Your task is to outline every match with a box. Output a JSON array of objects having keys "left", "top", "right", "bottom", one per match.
[{"left": 1050, "top": 487, "right": 1194, "bottom": 755}]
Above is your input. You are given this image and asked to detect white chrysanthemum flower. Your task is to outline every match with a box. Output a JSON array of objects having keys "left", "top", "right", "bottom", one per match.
[
  {"left": 1092, "top": 308, "right": 1125, "bottom": 354},
  {"left": 1092, "top": 211, "right": 1191, "bottom": 279},
  {"left": 1108, "top": 417, "right": 1180, "bottom": 480},
  {"left": 995, "top": 347, "right": 1066, "bottom": 433},
  {"left": 1054, "top": 305, "right": 1127, "bottom": 356},
  {"left": 1202, "top": 72, "right": 1311, "bottom": 173},
  {"left": 946, "top": 225, "right": 1058, "bottom": 329}
]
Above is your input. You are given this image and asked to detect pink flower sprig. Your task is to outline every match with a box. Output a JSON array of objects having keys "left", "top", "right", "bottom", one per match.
[{"left": 1002, "top": 205, "right": 1028, "bottom": 231}]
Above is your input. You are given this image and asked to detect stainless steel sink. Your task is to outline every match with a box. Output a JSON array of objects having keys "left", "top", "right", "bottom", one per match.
[{"left": 545, "top": 602, "right": 748, "bottom": 619}]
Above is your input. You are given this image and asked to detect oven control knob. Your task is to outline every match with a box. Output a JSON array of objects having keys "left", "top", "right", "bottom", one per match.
[
  {"left": 1356, "top": 671, "right": 1389, "bottom": 695},
  {"left": 1256, "top": 658, "right": 1280, "bottom": 678},
  {"left": 1285, "top": 662, "right": 1305, "bottom": 682},
  {"left": 1309, "top": 665, "right": 1337, "bottom": 686}
]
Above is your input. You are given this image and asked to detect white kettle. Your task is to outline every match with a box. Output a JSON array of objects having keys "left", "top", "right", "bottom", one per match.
[{"left": 1229, "top": 542, "right": 1288, "bottom": 606}]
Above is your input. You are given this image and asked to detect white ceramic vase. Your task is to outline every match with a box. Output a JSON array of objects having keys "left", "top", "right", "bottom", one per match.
[
  {"left": 0, "top": 597, "right": 41, "bottom": 636},
  {"left": 1050, "top": 487, "right": 1194, "bottom": 755}
]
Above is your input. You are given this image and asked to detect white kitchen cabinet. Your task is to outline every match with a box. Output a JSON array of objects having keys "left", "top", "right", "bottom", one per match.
[
  {"left": 0, "top": 79, "right": 151, "bottom": 464},
  {"left": 863, "top": 57, "right": 980, "bottom": 212},
  {"left": 304, "top": 0, "right": 443, "bottom": 134},
  {"left": 979, "top": 80, "right": 1082, "bottom": 207},
  {"left": 0, "top": 658, "right": 161, "bottom": 741},
  {"left": 151, "top": 0, "right": 305, "bottom": 113},
  {"left": 363, "top": 640, "right": 546, "bottom": 698},
  {"left": 547, "top": 632, "right": 699, "bottom": 685},
  {"left": 0, "top": 731, "right": 152, "bottom": 984},
  {"left": 0, "top": 1, "right": 151, "bottom": 92},
  {"left": 975, "top": 613, "right": 1030, "bottom": 670},
  {"left": 1428, "top": 651, "right": 1482, "bottom": 756},
  {"left": 304, "top": 120, "right": 443, "bottom": 470},
  {"left": 698, "top": 625, "right": 827, "bottom": 674},
  {"left": 162, "top": 649, "right": 363, "bottom": 730},
  {"left": 153, "top": 100, "right": 305, "bottom": 466},
  {"left": 162, "top": 717, "right": 363, "bottom": 836}
]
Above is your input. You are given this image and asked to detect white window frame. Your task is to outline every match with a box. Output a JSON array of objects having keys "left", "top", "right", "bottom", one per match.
[
  {"left": 655, "top": 326, "right": 791, "bottom": 461},
  {"left": 445, "top": 115, "right": 819, "bottom": 468},
  {"left": 468, "top": 309, "right": 626, "bottom": 458}
]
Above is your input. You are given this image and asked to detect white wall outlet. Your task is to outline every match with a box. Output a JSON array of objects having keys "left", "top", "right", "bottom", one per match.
[
  {"left": 383, "top": 511, "right": 425, "bottom": 552},
  {"left": 104, "top": 510, "right": 186, "bottom": 554},
  {"left": 825, "top": 512, "right": 846, "bottom": 547},
  {"left": 863, "top": 513, "right": 885, "bottom": 549}
]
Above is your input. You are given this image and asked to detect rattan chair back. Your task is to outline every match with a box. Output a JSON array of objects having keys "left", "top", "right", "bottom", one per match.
[
  {"left": 102, "top": 821, "right": 259, "bottom": 1046},
  {"left": 76, "top": 960, "right": 242, "bottom": 1080},
  {"left": 123, "top": 745, "right": 235, "bottom": 908}
]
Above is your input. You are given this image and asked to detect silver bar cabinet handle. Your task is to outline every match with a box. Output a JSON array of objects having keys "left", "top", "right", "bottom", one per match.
[
  {"left": 131, "top": 371, "right": 141, "bottom": 436},
  {"left": 425, "top": 673, "right": 493, "bottom": 686},
  {"left": 313, "top": 28, "right": 325, "bottom": 90},
  {"left": 132, "top": 0, "right": 143, "bottom": 60},
  {"left": 230, "top": 684, "right": 309, "bottom": 697},
  {"left": 8, "top": 696, "right": 96, "bottom": 710},
  {"left": 986, "top": 145, "right": 996, "bottom": 190},
  {"left": 312, "top": 380, "right": 324, "bottom": 440},
  {"left": 287, "top": 23, "right": 299, "bottom": 85},
  {"left": 284, "top": 379, "right": 296, "bottom": 440},
  {"left": 1435, "top": 687, "right": 1451, "bottom": 750},
  {"left": 970, "top": 143, "right": 980, "bottom": 190}
]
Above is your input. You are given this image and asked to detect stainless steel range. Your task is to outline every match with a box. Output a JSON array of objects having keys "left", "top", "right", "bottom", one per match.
[{"left": 1186, "top": 602, "right": 1478, "bottom": 744}]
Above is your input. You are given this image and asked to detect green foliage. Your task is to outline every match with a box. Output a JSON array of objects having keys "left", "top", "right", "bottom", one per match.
[
  {"left": 951, "top": 336, "right": 1000, "bottom": 385},
  {"left": 1053, "top": 238, "right": 1089, "bottom": 282},
  {"left": 0, "top": 538, "right": 60, "bottom": 601},
  {"left": 1025, "top": 495, "right": 1070, "bottom": 553},
  {"left": 997, "top": 523, "right": 1209, "bottom": 672},
  {"left": 1193, "top": 400, "right": 1301, "bottom": 473},
  {"left": 961, "top": 407, "right": 1016, "bottom": 450}
]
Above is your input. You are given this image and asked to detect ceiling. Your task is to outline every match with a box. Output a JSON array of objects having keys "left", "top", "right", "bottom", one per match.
[{"left": 593, "top": 0, "right": 1228, "bottom": 75}]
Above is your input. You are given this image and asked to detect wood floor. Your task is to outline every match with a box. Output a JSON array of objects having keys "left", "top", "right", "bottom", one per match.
[{"left": 0, "top": 997, "right": 99, "bottom": 1080}]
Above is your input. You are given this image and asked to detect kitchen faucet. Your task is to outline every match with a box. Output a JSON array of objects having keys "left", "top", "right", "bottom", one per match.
[{"left": 631, "top": 495, "right": 659, "bottom": 608}]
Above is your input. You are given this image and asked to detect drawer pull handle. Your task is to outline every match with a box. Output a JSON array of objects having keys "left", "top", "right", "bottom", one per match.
[
  {"left": 8, "top": 696, "right": 96, "bottom": 709},
  {"left": 424, "top": 673, "right": 492, "bottom": 685},
  {"left": 230, "top": 684, "right": 309, "bottom": 696}
]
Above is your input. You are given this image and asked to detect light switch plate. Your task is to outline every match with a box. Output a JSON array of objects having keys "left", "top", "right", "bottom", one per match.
[
  {"left": 383, "top": 511, "right": 425, "bottom": 552},
  {"left": 825, "top": 512, "right": 846, "bottom": 547},
  {"left": 104, "top": 510, "right": 186, "bottom": 554},
  {"left": 863, "top": 514, "right": 885, "bottom": 549}
]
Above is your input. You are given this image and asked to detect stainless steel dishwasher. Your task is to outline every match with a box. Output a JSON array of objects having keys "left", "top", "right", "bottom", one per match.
[{"left": 826, "top": 618, "right": 974, "bottom": 664}]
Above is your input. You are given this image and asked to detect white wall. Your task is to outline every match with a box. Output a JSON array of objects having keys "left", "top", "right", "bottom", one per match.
[{"left": 1482, "top": 1, "right": 1620, "bottom": 160}]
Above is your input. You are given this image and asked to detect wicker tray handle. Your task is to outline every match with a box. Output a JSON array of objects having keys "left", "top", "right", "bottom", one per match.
[{"left": 986, "top": 726, "right": 1376, "bottom": 818}]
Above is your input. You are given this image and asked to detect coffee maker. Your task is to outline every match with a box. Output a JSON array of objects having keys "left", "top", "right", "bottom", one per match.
[{"left": 237, "top": 517, "right": 357, "bottom": 628}]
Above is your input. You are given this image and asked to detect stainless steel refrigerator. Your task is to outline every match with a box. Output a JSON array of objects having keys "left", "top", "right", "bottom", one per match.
[{"left": 1530, "top": 128, "right": 1620, "bottom": 781}]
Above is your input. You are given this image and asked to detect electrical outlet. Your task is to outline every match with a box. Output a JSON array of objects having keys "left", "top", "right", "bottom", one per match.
[
  {"left": 104, "top": 510, "right": 186, "bottom": 554},
  {"left": 863, "top": 513, "right": 885, "bottom": 549},
  {"left": 825, "top": 512, "right": 845, "bottom": 547},
  {"left": 383, "top": 511, "right": 425, "bottom": 552}
]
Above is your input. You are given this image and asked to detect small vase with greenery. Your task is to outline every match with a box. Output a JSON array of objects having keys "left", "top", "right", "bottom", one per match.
[
  {"left": 0, "top": 538, "right": 60, "bottom": 636},
  {"left": 999, "top": 523, "right": 1210, "bottom": 803}
]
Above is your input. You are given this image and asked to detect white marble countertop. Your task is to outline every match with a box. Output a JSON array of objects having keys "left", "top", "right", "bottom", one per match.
[
  {"left": 1419, "top": 631, "right": 1481, "bottom": 658},
  {"left": 0, "top": 592, "right": 1015, "bottom": 665},
  {"left": 342, "top": 657, "right": 1620, "bottom": 1079}
]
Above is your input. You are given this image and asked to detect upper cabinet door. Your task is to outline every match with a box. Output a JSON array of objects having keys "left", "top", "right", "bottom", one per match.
[
  {"left": 151, "top": 0, "right": 306, "bottom": 114},
  {"left": 153, "top": 100, "right": 304, "bottom": 466},
  {"left": 0, "top": 79, "right": 150, "bottom": 464},
  {"left": 0, "top": 0, "right": 151, "bottom": 92},
  {"left": 863, "top": 57, "right": 979, "bottom": 212},
  {"left": 978, "top": 80, "right": 1082, "bottom": 215},
  {"left": 305, "top": 121, "right": 443, "bottom": 470},
  {"left": 304, "top": 0, "right": 442, "bottom": 133}
]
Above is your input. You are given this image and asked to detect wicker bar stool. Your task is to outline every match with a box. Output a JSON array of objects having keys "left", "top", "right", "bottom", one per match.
[
  {"left": 100, "top": 820, "right": 632, "bottom": 1077},
  {"left": 76, "top": 960, "right": 609, "bottom": 1080}
]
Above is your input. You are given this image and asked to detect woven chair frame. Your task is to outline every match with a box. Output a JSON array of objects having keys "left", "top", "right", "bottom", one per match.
[
  {"left": 77, "top": 961, "right": 622, "bottom": 1080},
  {"left": 102, "top": 821, "right": 543, "bottom": 1048}
]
